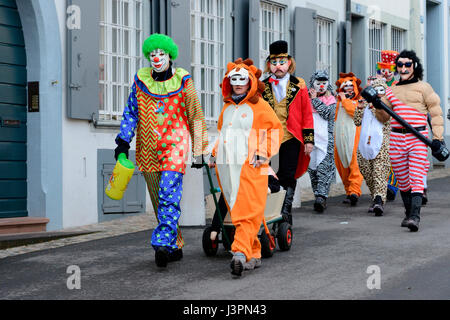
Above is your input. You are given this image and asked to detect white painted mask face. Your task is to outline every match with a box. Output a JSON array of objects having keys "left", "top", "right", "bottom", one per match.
[
  {"left": 150, "top": 49, "right": 170, "bottom": 72},
  {"left": 313, "top": 80, "right": 329, "bottom": 94},
  {"left": 374, "top": 85, "right": 386, "bottom": 96},
  {"left": 228, "top": 68, "right": 249, "bottom": 86},
  {"left": 340, "top": 80, "right": 354, "bottom": 93}
]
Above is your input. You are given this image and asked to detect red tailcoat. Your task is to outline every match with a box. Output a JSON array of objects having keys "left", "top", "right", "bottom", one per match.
[{"left": 262, "top": 75, "right": 314, "bottom": 178}]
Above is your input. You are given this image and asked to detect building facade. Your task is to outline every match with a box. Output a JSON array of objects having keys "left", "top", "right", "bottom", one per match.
[{"left": 0, "top": 0, "right": 448, "bottom": 231}]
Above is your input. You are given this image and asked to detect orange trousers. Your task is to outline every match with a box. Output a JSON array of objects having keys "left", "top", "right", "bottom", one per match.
[
  {"left": 225, "top": 164, "right": 268, "bottom": 262},
  {"left": 334, "top": 147, "right": 363, "bottom": 197}
]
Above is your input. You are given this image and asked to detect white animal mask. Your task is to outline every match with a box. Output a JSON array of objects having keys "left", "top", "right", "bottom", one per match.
[{"left": 228, "top": 68, "right": 249, "bottom": 85}]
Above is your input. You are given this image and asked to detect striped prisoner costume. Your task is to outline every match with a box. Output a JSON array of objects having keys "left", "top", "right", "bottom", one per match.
[{"left": 384, "top": 87, "right": 430, "bottom": 194}]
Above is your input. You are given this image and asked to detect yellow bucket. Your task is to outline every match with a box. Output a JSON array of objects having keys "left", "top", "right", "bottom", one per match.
[{"left": 105, "top": 153, "right": 135, "bottom": 200}]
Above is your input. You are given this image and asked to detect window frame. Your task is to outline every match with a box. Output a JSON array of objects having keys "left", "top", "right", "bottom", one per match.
[
  {"left": 316, "top": 16, "right": 334, "bottom": 78},
  {"left": 259, "top": 0, "right": 288, "bottom": 73},
  {"left": 98, "top": 0, "right": 150, "bottom": 123},
  {"left": 391, "top": 26, "right": 406, "bottom": 53},
  {"left": 190, "top": 0, "right": 228, "bottom": 125},
  {"left": 368, "top": 19, "right": 386, "bottom": 77}
]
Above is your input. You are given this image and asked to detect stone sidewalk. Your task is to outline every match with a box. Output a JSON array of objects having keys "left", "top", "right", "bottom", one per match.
[{"left": 1, "top": 166, "right": 449, "bottom": 260}]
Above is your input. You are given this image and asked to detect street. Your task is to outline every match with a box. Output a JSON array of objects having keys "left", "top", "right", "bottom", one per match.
[{"left": 0, "top": 175, "right": 449, "bottom": 301}]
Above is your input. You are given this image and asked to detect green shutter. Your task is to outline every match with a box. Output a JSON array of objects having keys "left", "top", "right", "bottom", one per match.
[{"left": 0, "top": 0, "right": 27, "bottom": 218}]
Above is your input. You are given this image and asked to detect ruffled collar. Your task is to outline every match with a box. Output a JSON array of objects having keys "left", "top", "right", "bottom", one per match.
[{"left": 135, "top": 67, "right": 190, "bottom": 98}]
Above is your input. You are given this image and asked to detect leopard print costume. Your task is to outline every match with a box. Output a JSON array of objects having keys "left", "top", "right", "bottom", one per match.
[{"left": 354, "top": 79, "right": 391, "bottom": 203}]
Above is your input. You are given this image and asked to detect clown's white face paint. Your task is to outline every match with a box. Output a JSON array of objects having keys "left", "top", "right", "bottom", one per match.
[
  {"left": 340, "top": 80, "right": 354, "bottom": 97},
  {"left": 379, "top": 68, "right": 394, "bottom": 81},
  {"left": 228, "top": 68, "right": 249, "bottom": 86},
  {"left": 313, "top": 80, "right": 329, "bottom": 95},
  {"left": 150, "top": 49, "right": 170, "bottom": 72}
]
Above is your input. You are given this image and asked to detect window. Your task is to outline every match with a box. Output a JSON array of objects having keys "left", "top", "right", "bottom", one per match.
[
  {"left": 368, "top": 19, "right": 385, "bottom": 76},
  {"left": 190, "top": 0, "right": 226, "bottom": 123},
  {"left": 391, "top": 26, "right": 406, "bottom": 53},
  {"left": 316, "top": 16, "right": 333, "bottom": 77},
  {"left": 259, "top": 1, "right": 287, "bottom": 71},
  {"left": 99, "top": 0, "right": 147, "bottom": 121}
]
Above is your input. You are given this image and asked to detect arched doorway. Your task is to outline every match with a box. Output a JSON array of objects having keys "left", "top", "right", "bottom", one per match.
[{"left": 0, "top": 0, "right": 27, "bottom": 218}]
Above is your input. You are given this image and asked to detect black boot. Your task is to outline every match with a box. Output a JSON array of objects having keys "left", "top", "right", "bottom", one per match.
[
  {"left": 349, "top": 194, "right": 359, "bottom": 206},
  {"left": 372, "top": 195, "right": 384, "bottom": 216},
  {"left": 155, "top": 247, "right": 169, "bottom": 267},
  {"left": 400, "top": 190, "right": 411, "bottom": 227},
  {"left": 314, "top": 196, "right": 327, "bottom": 213},
  {"left": 168, "top": 249, "right": 183, "bottom": 262},
  {"left": 281, "top": 187, "right": 295, "bottom": 225},
  {"left": 386, "top": 188, "right": 396, "bottom": 201},
  {"left": 422, "top": 189, "right": 428, "bottom": 205},
  {"left": 406, "top": 193, "right": 422, "bottom": 232}
]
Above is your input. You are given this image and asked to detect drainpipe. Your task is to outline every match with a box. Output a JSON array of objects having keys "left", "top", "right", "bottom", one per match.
[{"left": 345, "top": 0, "right": 352, "bottom": 72}]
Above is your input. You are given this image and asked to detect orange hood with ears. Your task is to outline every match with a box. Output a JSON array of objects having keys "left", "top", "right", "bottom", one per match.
[
  {"left": 335, "top": 72, "right": 363, "bottom": 99},
  {"left": 221, "top": 58, "right": 265, "bottom": 104}
]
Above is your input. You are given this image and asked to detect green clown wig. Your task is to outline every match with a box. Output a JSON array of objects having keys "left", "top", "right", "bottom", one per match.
[{"left": 142, "top": 34, "right": 178, "bottom": 61}]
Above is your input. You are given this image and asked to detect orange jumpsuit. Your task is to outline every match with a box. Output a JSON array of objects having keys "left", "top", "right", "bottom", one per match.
[
  {"left": 334, "top": 73, "right": 364, "bottom": 197},
  {"left": 213, "top": 60, "right": 283, "bottom": 261}
]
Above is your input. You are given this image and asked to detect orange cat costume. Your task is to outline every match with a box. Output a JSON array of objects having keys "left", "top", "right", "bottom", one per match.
[{"left": 212, "top": 59, "right": 283, "bottom": 266}]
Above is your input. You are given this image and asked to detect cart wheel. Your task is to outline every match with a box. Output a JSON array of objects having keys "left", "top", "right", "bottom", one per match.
[
  {"left": 259, "top": 229, "right": 276, "bottom": 258},
  {"left": 277, "top": 222, "right": 293, "bottom": 251},
  {"left": 202, "top": 226, "right": 219, "bottom": 256},
  {"left": 222, "top": 226, "right": 235, "bottom": 250}
]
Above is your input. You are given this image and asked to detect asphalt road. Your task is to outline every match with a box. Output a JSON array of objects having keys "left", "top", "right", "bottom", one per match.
[{"left": 0, "top": 176, "right": 449, "bottom": 301}]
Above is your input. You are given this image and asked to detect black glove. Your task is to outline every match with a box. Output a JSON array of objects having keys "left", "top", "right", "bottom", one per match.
[
  {"left": 191, "top": 155, "right": 205, "bottom": 169},
  {"left": 114, "top": 137, "right": 130, "bottom": 161},
  {"left": 431, "top": 139, "right": 443, "bottom": 152}
]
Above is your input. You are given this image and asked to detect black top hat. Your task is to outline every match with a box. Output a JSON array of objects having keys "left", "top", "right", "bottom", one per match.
[{"left": 269, "top": 40, "right": 289, "bottom": 56}]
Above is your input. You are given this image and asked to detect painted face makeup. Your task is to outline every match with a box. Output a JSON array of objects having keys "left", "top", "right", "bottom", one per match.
[
  {"left": 150, "top": 49, "right": 170, "bottom": 72},
  {"left": 340, "top": 80, "right": 355, "bottom": 98},
  {"left": 269, "top": 57, "right": 290, "bottom": 78},
  {"left": 374, "top": 85, "right": 386, "bottom": 96},
  {"left": 380, "top": 68, "right": 394, "bottom": 80},
  {"left": 313, "top": 80, "right": 329, "bottom": 94}
]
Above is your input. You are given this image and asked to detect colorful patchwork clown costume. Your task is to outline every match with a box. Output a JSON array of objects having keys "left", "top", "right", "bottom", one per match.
[
  {"left": 377, "top": 50, "right": 400, "bottom": 201},
  {"left": 334, "top": 72, "right": 364, "bottom": 206},
  {"left": 261, "top": 40, "right": 314, "bottom": 225},
  {"left": 307, "top": 70, "right": 336, "bottom": 213},
  {"left": 212, "top": 58, "right": 283, "bottom": 276},
  {"left": 354, "top": 78, "right": 391, "bottom": 216},
  {"left": 115, "top": 34, "right": 208, "bottom": 267}
]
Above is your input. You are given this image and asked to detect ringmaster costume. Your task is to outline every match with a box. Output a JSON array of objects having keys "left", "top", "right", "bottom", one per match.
[
  {"left": 261, "top": 40, "right": 314, "bottom": 225},
  {"left": 114, "top": 34, "right": 208, "bottom": 267}
]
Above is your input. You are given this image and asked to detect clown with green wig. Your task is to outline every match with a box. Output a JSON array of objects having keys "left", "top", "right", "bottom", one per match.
[{"left": 114, "top": 34, "right": 208, "bottom": 268}]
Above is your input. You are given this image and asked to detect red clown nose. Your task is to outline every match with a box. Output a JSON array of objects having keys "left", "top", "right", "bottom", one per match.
[{"left": 153, "top": 57, "right": 160, "bottom": 63}]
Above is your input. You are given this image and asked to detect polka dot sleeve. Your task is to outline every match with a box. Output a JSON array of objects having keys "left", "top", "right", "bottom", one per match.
[{"left": 116, "top": 82, "right": 139, "bottom": 144}]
